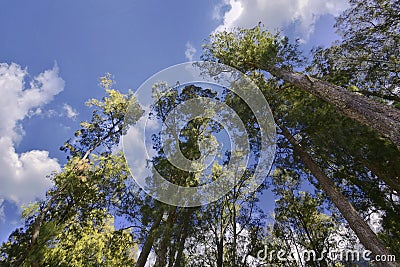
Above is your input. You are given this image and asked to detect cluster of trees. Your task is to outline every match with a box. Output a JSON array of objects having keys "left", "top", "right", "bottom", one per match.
[{"left": 1, "top": 0, "right": 399, "bottom": 266}]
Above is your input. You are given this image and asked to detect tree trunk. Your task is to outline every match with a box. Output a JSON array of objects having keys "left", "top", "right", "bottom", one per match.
[
  {"left": 136, "top": 211, "right": 164, "bottom": 267},
  {"left": 216, "top": 237, "right": 224, "bottom": 267},
  {"left": 173, "top": 209, "right": 193, "bottom": 267},
  {"left": 231, "top": 200, "right": 237, "bottom": 267},
  {"left": 155, "top": 208, "right": 176, "bottom": 267},
  {"left": 266, "top": 65, "right": 400, "bottom": 150},
  {"left": 279, "top": 124, "right": 398, "bottom": 267}
]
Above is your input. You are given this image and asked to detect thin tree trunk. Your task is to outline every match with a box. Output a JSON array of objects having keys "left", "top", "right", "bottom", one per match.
[
  {"left": 279, "top": 124, "right": 398, "bottom": 267},
  {"left": 171, "top": 228, "right": 188, "bottom": 267},
  {"left": 266, "top": 65, "right": 400, "bottom": 150},
  {"left": 172, "top": 209, "right": 192, "bottom": 267},
  {"left": 168, "top": 239, "right": 177, "bottom": 267},
  {"left": 216, "top": 237, "right": 224, "bottom": 267},
  {"left": 216, "top": 204, "right": 226, "bottom": 267},
  {"left": 232, "top": 200, "right": 237, "bottom": 267},
  {"left": 136, "top": 211, "right": 164, "bottom": 267},
  {"left": 155, "top": 208, "right": 176, "bottom": 267},
  {"left": 289, "top": 227, "right": 305, "bottom": 267}
]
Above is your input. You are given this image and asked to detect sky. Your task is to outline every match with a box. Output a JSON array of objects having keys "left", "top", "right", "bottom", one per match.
[{"left": 0, "top": 0, "right": 349, "bottom": 242}]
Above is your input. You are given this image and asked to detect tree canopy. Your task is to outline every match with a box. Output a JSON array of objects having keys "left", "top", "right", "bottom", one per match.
[{"left": 1, "top": 0, "right": 399, "bottom": 266}]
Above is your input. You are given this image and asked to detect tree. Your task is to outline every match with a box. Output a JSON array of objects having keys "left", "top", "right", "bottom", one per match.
[
  {"left": 0, "top": 74, "right": 143, "bottom": 266},
  {"left": 126, "top": 72, "right": 271, "bottom": 267},
  {"left": 2, "top": 2, "right": 399, "bottom": 264},
  {"left": 201, "top": 25, "right": 399, "bottom": 266},
  {"left": 268, "top": 76, "right": 400, "bottom": 258},
  {"left": 42, "top": 210, "right": 135, "bottom": 266},
  {"left": 311, "top": 0, "right": 400, "bottom": 104},
  {"left": 267, "top": 168, "right": 339, "bottom": 267},
  {"left": 134, "top": 83, "right": 218, "bottom": 267},
  {"left": 202, "top": 26, "right": 400, "bottom": 150}
]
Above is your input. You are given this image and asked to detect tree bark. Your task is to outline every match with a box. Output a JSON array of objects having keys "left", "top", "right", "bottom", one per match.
[
  {"left": 136, "top": 211, "right": 164, "bottom": 267},
  {"left": 154, "top": 208, "right": 176, "bottom": 267},
  {"left": 172, "top": 209, "right": 192, "bottom": 267},
  {"left": 279, "top": 124, "right": 398, "bottom": 267},
  {"left": 266, "top": 65, "right": 400, "bottom": 150},
  {"left": 216, "top": 237, "right": 224, "bottom": 267}
]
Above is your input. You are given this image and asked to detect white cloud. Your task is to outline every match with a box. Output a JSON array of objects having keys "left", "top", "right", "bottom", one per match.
[
  {"left": 63, "top": 103, "right": 79, "bottom": 120},
  {"left": 184, "top": 42, "right": 197, "bottom": 61},
  {"left": 212, "top": 4, "right": 224, "bottom": 21},
  {"left": 122, "top": 111, "right": 160, "bottom": 184},
  {"left": 0, "top": 62, "right": 64, "bottom": 205},
  {"left": 213, "top": 0, "right": 348, "bottom": 41}
]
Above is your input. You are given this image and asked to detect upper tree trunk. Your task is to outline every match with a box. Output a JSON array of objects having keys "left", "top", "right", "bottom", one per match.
[
  {"left": 279, "top": 124, "right": 398, "bottom": 267},
  {"left": 266, "top": 65, "right": 400, "bottom": 150}
]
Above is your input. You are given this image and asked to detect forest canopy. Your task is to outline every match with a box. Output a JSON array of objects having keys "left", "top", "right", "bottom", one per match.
[{"left": 1, "top": 0, "right": 399, "bottom": 266}]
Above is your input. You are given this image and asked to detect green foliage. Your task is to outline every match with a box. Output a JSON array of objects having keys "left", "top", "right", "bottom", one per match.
[
  {"left": 310, "top": 0, "right": 400, "bottom": 104},
  {"left": 2, "top": 1, "right": 399, "bottom": 265},
  {"left": 21, "top": 203, "right": 39, "bottom": 219},
  {"left": 202, "top": 25, "right": 278, "bottom": 72},
  {"left": 0, "top": 75, "right": 142, "bottom": 266},
  {"left": 61, "top": 73, "right": 143, "bottom": 158},
  {"left": 267, "top": 168, "right": 337, "bottom": 266},
  {"left": 202, "top": 4, "right": 400, "bottom": 260},
  {"left": 202, "top": 25, "right": 303, "bottom": 73},
  {"left": 43, "top": 210, "right": 135, "bottom": 267}
]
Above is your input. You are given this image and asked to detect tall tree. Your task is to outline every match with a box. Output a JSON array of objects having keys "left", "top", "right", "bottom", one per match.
[
  {"left": 267, "top": 168, "right": 339, "bottom": 267},
  {"left": 311, "top": 0, "right": 400, "bottom": 104},
  {"left": 135, "top": 80, "right": 268, "bottom": 267},
  {"left": 201, "top": 25, "right": 399, "bottom": 266},
  {"left": 202, "top": 26, "right": 400, "bottom": 149},
  {"left": 0, "top": 74, "right": 143, "bottom": 266}
]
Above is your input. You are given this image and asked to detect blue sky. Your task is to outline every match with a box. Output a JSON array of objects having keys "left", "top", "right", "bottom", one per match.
[{"left": 0, "top": 0, "right": 349, "bottom": 242}]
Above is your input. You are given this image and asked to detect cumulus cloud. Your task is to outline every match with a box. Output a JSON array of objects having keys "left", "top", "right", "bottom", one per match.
[
  {"left": 184, "top": 42, "right": 197, "bottom": 61},
  {"left": 0, "top": 62, "right": 64, "bottom": 205},
  {"left": 63, "top": 103, "right": 79, "bottom": 120},
  {"left": 213, "top": 0, "right": 348, "bottom": 41}
]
